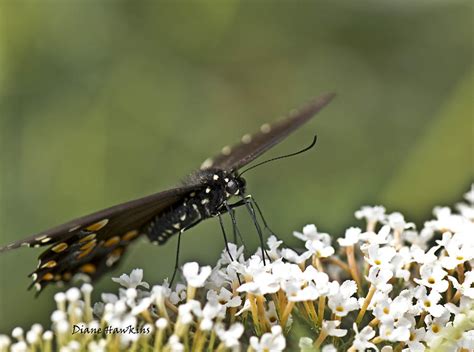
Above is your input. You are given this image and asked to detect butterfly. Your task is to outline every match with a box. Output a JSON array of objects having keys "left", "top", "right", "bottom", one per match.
[{"left": 0, "top": 93, "right": 335, "bottom": 293}]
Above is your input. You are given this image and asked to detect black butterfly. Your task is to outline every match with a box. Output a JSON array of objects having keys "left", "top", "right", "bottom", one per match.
[{"left": 0, "top": 93, "right": 335, "bottom": 293}]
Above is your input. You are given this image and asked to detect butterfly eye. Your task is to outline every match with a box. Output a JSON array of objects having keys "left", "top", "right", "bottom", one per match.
[{"left": 225, "top": 180, "right": 239, "bottom": 195}]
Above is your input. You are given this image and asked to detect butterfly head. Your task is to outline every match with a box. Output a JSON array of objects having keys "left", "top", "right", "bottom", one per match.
[
  {"left": 207, "top": 170, "right": 246, "bottom": 198},
  {"left": 224, "top": 175, "right": 246, "bottom": 197}
]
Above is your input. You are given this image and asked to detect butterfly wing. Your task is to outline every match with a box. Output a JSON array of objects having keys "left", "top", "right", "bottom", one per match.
[
  {"left": 200, "top": 93, "right": 335, "bottom": 172},
  {"left": 0, "top": 186, "right": 198, "bottom": 292}
]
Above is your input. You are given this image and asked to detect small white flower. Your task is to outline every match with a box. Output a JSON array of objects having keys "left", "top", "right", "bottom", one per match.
[
  {"left": 65, "top": 287, "right": 81, "bottom": 302},
  {"left": 321, "top": 344, "right": 337, "bottom": 352},
  {"left": 200, "top": 301, "right": 225, "bottom": 331},
  {"left": 414, "top": 262, "right": 448, "bottom": 292},
  {"left": 11, "top": 327, "right": 23, "bottom": 340},
  {"left": 424, "top": 309, "right": 451, "bottom": 342},
  {"left": 169, "top": 284, "right": 187, "bottom": 305},
  {"left": 338, "top": 227, "right": 361, "bottom": 247},
  {"left": 265, "top": 301, "right": 279, "bottom": 325},
  {"left": 305, "top": 239, "right": 335, "bottom": 258},
  {"left": 131, "top": 297, "right": 153, "bottom": 315},
  {"left": 168, "top": 335, "right": 184, "bottom": 352},
  {"left": 215, "top": 322, "right": 244, "bottom": 348},
  {"left": 218, "top": 243, "right": 245, "bottom": 265},
  {"left": 0, "top": 335, "right": 11, "bottom": 350},
  {"left": 42, "top": 331, "right": 53, "bottom": 341},
  {"left": 232, "top": 255, "right": 267, "bottom": 279},
  {"left": 281, "top": 248, "right": 312, "bottom": 264},
  {"left": 350, "top": 323, "right": 377, "bottom": 351},
  {"left": 360, "top": 225, "right": 391, "bottom": 249},
  {"left": 112, "top": 269, "right": 149, "bottom": 289},
  {"left": 10, "top": 341, "right": 27, "bottom": 352},
  {"left": 364, "top": 244, "right": 397, "bottom": 269},
  {"left": 235, "top": 298, "right": 251, "bottom": 316},
  {"left": 414, "top": 286, "right": 445, "bottom": 318},
  {"left": 405, "top": 327, "right": 426, "bottom": 352},
  {"left": 366, "top": 266, "right": 393, "bottom": 292},
  {"left": 25, "top": 329, "right": 39, "bottom": 345},
  {"left": 288, "top": 284, "right": 320, "bottom": 302},
  {"left": 322, "top": 320, "right": 347, "bottom": 337},
  {"left": 379, "top": 318, "right": 411, "bottom": 342},
  {"left": 50, "top": 310, "right": 67, "bottom": 323},
  {"left": 183, "top": 262, "right": 211, "bottom": 288},
  {"left": 155, "top": 317, "right": 168, "bottom": 330},
  {"left": 207, "top": 287, "right": 241, "bottom": 308},
  {"left": 327, "top": 281, "right": 359, "bottom": 317},
  {"left": 458, "top": 329, "right": 474, "bottom": 350},
  {"left": 355, "top": 205, "right": 386, "bottom": 224},
  {"left": 385, "top": 212, "right": 415, "bottom": 233},
  {"left": 177, "top": 300, "right": 201, "bottom": 325},
  {"left": 266, "top": 235, "right": 283, "bottom": 260},
  {"left": 237, "top": 272, "right": 279, "bottom": 295},
  {"left": 293, "top": 224, "right": 331, "bottom": 245},
  {"left": 449, "top": 270, "right": 474, "bottom": 298},
  {"left": 249, "top": 325, "right": 286, "bottom": 351},
  {"left": 439, "top": 233, "right": 474, "bottom": 270}
]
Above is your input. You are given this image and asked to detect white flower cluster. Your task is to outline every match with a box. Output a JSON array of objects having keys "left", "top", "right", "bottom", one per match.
[{"left": 1, "top": 185, "right": 473, "bottom": 352}]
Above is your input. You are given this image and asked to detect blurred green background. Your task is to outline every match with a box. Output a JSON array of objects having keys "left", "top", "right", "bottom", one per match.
[{"left": 0, "top": 0, "right": 472, "bottom": 333}]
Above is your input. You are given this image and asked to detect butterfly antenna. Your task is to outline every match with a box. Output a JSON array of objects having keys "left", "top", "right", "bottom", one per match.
[{"left": 238, "top": 134, "right": 318, "bottom": 176}]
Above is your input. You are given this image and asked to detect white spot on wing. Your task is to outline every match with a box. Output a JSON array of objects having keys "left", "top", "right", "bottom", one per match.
[
  {"left": 69, "top": 225, "right": 81, "bottom": 232},
  {"left": 200, "top": 158, "right": 213, "bottom": 170},
  {"left": 212, "top": 174, "right": 219, "bottom": 181},
  {"left": 205, "top": 187, "right": 211, "bottom": 193},
  {"left": 172, "top": 223, "right": 181, "bottom": 230},
  {"left": 241, "top": 134, "right": 252, "bottom": 144},
  {"left": 260, "top": 123, "right": 271, "bottom": 133},
  {"left": 221, "top": 146, "right": 232, "bottom": 155},
  {"left": 201, "top": 198, "right": 209, "bottom": 205}
]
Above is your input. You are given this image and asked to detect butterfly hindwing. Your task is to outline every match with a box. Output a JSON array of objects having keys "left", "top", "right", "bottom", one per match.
[
  {"left": 201, "top": 93, "right": 335, "bottom": 172},
  {"left": 0, "top": 187, "right": 199, "bottom": 292}
]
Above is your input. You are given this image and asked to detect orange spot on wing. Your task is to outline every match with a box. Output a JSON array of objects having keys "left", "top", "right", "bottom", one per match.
[
  {"left": 86, "top": 219, "right": 109, "bottom": 232},
  {"left": 122, "top": 230, "right": 139, "bottom": 242},
  {"left": 52, "top": 242, "right": 68, "bottom": 253},
  {"left": 104, "top": 236, "right": 120, "bottom": 248}
]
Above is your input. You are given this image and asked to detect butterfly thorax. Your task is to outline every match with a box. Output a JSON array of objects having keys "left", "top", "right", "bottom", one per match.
[{"left": 146, "top": 169, "right": 246, "bottom": 244}]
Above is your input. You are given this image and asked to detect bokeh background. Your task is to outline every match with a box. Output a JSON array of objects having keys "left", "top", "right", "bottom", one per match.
[{"left": 0, "top": 0, "right": 472, "bottom": 334}]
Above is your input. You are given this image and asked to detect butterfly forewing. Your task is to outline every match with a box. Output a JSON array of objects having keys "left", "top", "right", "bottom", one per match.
[
  {"left": 0, "top": 92, "right": 335, "bottom": 294},
  {"left": 202, "top": 93, "right": 335, "bottom": 172}
]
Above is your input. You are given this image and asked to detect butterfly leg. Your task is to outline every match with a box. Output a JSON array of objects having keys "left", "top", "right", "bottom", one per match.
[
  {"left": 223, "top": 202, "right": 246, "bottom": 248},
  {"left": 226, "top": 196, "right": 271, "bottom": 263},
  {"left": 170, "top": 230, "right": 183, "bottom": 285},
  {"left": 245, "top": 195, "right": 301, "bottom": 254},
  {"left": 170, "top": 219, "right": 202, "bottom": 285},
  {"left": 217, "top": 211, "right": 243, "bottom": 286},
  {"left": 245, "top": 195, "right": 277, "bottom": 238},
  {"left": 217, "top": 213, "right": 235, "bottom": 262},
  {"left": 238, "top": 195, "right": 269, "bottom": 265}
]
